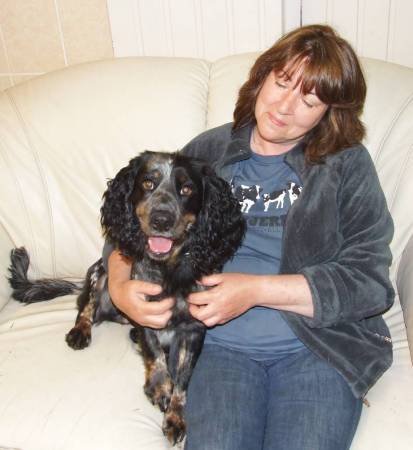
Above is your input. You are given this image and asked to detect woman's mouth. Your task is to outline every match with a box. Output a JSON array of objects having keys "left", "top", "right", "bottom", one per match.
[{"left": 268, "top": 113, "right": 287, "bottom": 127}]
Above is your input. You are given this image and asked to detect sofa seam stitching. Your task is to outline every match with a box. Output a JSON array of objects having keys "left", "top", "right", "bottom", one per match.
[
  {"left": 388, "top": 143, "right": 413, "bottom": 212},
  {"left": 0, "top": 102, "right": 41, "bottom": 276},
  {"left": 374, "top": 91, "right": 413, "bottom": 165},
  {"left": 5, "top": 89, "right": 57, "bottom": 277},
  {"left": 0, "top": 143, "right": 33, "bottom": 255}
]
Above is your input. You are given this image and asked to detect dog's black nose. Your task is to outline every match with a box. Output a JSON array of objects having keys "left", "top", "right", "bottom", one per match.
[{"left": 150, "top": 211, "right": 175, "bottom": 232}]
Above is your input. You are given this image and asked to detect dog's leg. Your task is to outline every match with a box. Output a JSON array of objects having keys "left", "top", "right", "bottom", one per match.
[
  {"left": 138, "top": 328, "right": 174, "bottom": 413},
  {"left": 163, "top": 326, "right": 205, "bottom": 445},
  {"left": 65, "top": 261, "right": 103, "bottom": 350}
]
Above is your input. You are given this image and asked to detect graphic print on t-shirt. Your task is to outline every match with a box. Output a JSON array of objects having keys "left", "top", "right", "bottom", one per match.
[
  {"left": 232, "top": 184, "right": 263, "bottom": 213},
  {"left": 231, "top": 179, "right": 302, "bottom": 233},
  {"left": 262, "top": 182, "right": 302, "bottom": 211}
]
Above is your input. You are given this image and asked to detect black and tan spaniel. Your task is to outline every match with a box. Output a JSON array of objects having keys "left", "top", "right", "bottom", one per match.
[{"left": 8, "top": 151, "right": 245, "bottom": 444}]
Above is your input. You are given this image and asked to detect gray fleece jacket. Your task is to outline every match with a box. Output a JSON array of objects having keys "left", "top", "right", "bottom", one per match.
[{"left": 180, "top": 122, "right": 395, "bottom": 399}]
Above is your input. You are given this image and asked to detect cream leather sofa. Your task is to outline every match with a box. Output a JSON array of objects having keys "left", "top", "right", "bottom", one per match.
[{"left": 0, "top": 53, "right": 412, "bottom": 450}]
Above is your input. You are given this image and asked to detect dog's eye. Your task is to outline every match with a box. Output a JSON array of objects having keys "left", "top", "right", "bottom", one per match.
[
  {"left": 142, "top": 180, "right": 155, "bottom": 191},
  {"left": 180, "top": 185, "right": 193, "bottom": 196}
]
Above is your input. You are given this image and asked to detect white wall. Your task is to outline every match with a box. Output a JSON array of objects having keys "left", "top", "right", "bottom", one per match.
[
  {"left": 106, "top": 0, "right": 284, "bottom": 60},
  {"left": 107, "top": 0, "right": 413, "bottom": 68},
  {"left": 302, "top": 0, "right": 413, "bottom": 68}
]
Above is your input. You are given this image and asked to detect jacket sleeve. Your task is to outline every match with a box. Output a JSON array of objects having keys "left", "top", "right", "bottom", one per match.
[
  {"left": 180, "top": 134, "right": 217, "bottom": 163},
  {"left": 299, "top": 148, "right": 395, "bottom": 328},
  {"left": 179, "top": 123, "right": 234, "bottom": 167},
  {"left": 180, "top": 138, "right": 199, "bottom": 157}
]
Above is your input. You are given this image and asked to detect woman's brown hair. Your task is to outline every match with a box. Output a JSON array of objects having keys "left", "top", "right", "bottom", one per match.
[{"left": 233, "top": 24, "right": 367, "bottom": 164}]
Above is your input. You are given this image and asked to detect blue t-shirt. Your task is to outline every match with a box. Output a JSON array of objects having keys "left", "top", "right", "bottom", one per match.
[{"left": 204, "top": 151, "right": 305, "bottom": 360}]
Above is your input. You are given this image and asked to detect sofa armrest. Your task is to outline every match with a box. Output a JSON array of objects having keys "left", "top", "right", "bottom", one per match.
[
  {"left": 397, "top": 234, "right": 413, "bottom": 364},
  {"left": 0, "top": 226, "right": 14, "bottom": 312}
]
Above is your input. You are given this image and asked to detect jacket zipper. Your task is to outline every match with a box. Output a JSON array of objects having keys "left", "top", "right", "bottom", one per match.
[{"left": 374, "top": 333, "right": 392, "bottom": 343}]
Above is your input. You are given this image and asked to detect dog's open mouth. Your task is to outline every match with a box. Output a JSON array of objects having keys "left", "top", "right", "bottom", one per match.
[{"left": 147, "top": 236, "right": 174, "bottom": 258}]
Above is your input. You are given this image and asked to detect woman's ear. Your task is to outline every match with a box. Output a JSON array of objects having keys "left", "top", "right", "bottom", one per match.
[
  {"left": 188, "top": 170, "right": 245, "bottom": 276},
  {"left": 100, "top": 153, "right": 147, "bottom": 259}
]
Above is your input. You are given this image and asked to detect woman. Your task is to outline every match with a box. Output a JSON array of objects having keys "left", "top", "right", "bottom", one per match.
[{"left": 106, "top": 25, "right": 394, "bottom": 449}]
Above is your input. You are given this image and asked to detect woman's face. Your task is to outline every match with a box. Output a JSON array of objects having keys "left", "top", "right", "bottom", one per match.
[{"left": 253, "top": 68, "right": 329, "bottom": 155}]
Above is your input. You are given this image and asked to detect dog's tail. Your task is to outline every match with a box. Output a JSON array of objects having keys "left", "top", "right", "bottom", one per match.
[{"left": 8, "top": 247, "right": 83, "bottom": 303}]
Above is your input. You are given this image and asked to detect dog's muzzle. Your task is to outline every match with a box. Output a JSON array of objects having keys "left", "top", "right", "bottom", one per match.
[
  {"left": 150, "top": 210, "right": 175, "bottom": 233},
  {"left": 146, "top": 210, "right": 177, "bottom": 257}
]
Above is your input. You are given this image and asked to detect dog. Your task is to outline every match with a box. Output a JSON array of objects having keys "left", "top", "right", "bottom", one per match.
[{"left": 8, "top": 150, "right": 245, "bottom": 444}]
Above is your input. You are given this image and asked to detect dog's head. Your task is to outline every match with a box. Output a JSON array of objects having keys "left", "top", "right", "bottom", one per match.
[{"left": 101, "top": 151, "right": 245, "bottom": 275}]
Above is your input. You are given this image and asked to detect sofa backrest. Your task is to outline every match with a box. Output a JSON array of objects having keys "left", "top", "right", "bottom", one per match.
[{"left": 0, "top": 54, "right": 412, "bottom": 316}]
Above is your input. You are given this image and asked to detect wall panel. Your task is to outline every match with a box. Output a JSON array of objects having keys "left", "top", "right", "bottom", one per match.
[
  {"left": 232, "top": 0, "right": 261, "bottom": 53},
  {"left": 301, "top": 0, "right": 328, "bottom": 24},
  {"left": 0, "top": 0, "right": 65, "bottom": 73},
  {"left": 0, "top": 0, "right": 113, "bottom": 90},
  {"left": 105, "top": 0, "right": 142, "bottom": 56},
  {"left": 387, "top": 0, "right": 413, "bottom": 68},
  {"left": 199, "top": 0, "right": 231, "bottom": 59},
  {"left": 168, "top": 0, "right": 199, "bottom": 57},
  {"left": 325, "top": 0, "right": 359, "bottom": 49},
  {"left": 107, "top": 0, "right": 284, "bottom": 60},
  {"left": 301, "top": 0, "right": 413, "bottom": 68},
  {"left": 358, "top": 0, "right": 391, "bottom": 61},
  {"left": 0, "top": 28, "right": 12, "bottom": 89},
  {"left": 137, "top": 0, "right": 170, "bottom": 56},
  {"left": 57, "top": 0, "right": 113, "bottom": 65}
]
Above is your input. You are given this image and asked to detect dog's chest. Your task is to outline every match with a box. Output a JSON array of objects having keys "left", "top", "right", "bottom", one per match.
[
  {"left": 131, "top": 259, "right": 164, "bottom": 285},
  {"left": 155, "top": 328, "right": 176, "bottom": 348},
  {"left": 130, "top": 260, "right": 195, "bottom": 320}
]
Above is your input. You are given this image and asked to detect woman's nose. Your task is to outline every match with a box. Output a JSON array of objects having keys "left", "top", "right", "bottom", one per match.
[{"left": 278, "top": 90, "right": 297, "bottom": 114}]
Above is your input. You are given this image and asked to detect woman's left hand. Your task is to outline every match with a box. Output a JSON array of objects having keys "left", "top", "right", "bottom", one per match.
[{"left": 187, "top": 273, "right": 259, "bottom": 327}]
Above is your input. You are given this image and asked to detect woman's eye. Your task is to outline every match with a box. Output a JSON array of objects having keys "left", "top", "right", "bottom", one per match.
[
  {"left": 180, "top": 185, "right": 193, "bottom": 196},
  {"left": 303, "top": 99, "right": 315, "bottom": 108},
  {"left": 142, "top": 180, "right": 155, "bottom": 191},
  {"left": 275, "top": 81, "right": 287, "bottom": 89}
]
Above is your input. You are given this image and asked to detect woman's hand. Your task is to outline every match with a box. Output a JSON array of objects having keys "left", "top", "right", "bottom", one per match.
[
  {"left": 188, "top": 272, "right": 314, "bottom": 328},
  {"left": 110, "top": 279, "right": 175, "bottom": 329},
  {"left": 108, "top": 249, "right": 175, "bottom": 329},
  {"left": 187, "top": 273, "right": 258, "bottom": 327}
]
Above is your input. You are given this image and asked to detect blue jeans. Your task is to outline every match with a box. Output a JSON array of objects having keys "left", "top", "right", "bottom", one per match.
[{"left": 184, "top": 344, "right": 362, "bottom": 450}]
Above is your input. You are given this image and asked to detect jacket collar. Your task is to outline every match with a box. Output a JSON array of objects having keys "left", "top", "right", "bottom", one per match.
[
  {"left": 225, "top": 122, "right": 307, "bottom": 177},
  {"left": 284, "top": 139, "right": 307, "bottom": 178},
  {"left": 223, "top": 123, "right": 253, "bottom": 165}
]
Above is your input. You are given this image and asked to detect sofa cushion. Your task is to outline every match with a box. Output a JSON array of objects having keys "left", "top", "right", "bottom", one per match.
[{"left": 0, "top": 302, "right": 171, "bottom": 450}]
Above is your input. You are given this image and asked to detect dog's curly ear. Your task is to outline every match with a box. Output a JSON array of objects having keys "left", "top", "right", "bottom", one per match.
[
  {"left": 189, "top": 168, "right": 246, "bottom": 276},
  {"left": 100, "top": 154, "right": 147, "bottom": 259}
]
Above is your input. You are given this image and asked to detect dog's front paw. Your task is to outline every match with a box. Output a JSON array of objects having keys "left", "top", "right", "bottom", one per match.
[
  {"left": 144, "top": 377, "right": 173, "bottom": 412},
  {"left": 66, "top": 326, "right": 91, "bottom": 350},
  {"left": 162, "top": 408, "right": 186, "bottom": 445},
  {"left": 162, "top": 391, "right": 186, "bottom": 445}
]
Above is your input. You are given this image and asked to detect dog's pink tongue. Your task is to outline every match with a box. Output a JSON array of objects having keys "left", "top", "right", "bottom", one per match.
[{"left": 148, "top": 237, "right": 173, "bottom": 254}]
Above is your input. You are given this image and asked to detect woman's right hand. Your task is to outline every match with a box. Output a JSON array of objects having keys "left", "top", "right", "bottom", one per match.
[
  {"left": 107, "top": 250, "right": 175, "bottom": 329},
  {"left": 110, "top": 279, "right": 175, "bottom": 329}
]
